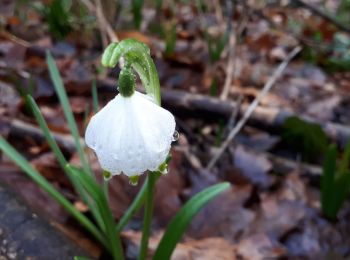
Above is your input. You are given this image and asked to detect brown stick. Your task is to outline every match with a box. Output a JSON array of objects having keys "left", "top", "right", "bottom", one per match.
[{"left": 9, "top": 119, "right": 82, "bottom": 154}]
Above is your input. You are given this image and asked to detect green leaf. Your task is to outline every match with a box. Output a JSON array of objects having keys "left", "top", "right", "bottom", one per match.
[
  {"left": 26, "top": 95, "right": 67, "bottom": 168},
  {"left": 44, "top": 0, "right": 73, "bottom": 39},
  {"left": 0, "top": 137, "right": 107, "bottom": 248},
  {"left": 153, "top": 182, "right": 230, "bottom": 260},
  {"left": 164, "top": 22, "right": 177, "bottom": 57},
  {"left": 91, "top": 79, "right": 99, "bottom": 113},
  {"left": 67, "top": 165, "right": 124, "bottom": 260},
  {"left": 332, "top": 170, "right": 350, "bottom": 217},
  {"left": 46, "top": 52, "right": 92, "bottom": 176},
  {"left": 26, "top": 95, "right": 105, "bottom": 230},
  {"left": 339, "top": 138, "right": 350, "bottom": 173},
  {"left": 282, "top": 116, "right": 328, "bottom": 162},
  {"left": 132, "top": 0, "right": 144, "bottom": 29},
  {"left": 321, "top": 144, "right": 337, "bottom": 218}
]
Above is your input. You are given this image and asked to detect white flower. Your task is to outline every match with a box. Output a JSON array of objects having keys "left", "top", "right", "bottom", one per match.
[{"left": 85, "top": 91, "right": 176, "bottom": 177}]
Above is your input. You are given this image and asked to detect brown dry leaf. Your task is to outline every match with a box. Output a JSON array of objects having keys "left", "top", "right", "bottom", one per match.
[
  {"left": 188, "top": 185, "right": 254, "bottom": 241},
  {"left": 234, "top": 233, "right": 286, "bottom": 260},
  {"left": 306, "top": 95, "right": 341, "bottom": 122},
  {"left": 247, "top": 173, "right": 308, "bottom": 239},
  {"left": 69, "top": 96, "right": 89, "bottom": 114},
  {"left": 154, "top": 150, "right": 187, "bottom": 226},
  {"left": 122, "top": 230, "right": 236, "bottom": 260},
  {"left": 232, "top": 145, "right": 273, "bottom": 188}
]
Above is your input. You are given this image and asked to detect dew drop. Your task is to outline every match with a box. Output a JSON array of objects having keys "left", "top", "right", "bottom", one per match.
[{"left": 172, "top": 131, "right": 179, "bottom": 141}]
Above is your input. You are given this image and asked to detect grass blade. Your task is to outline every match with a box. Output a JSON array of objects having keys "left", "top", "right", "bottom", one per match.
[
  {"left": 153, "top": 182, "right": 230, "bottom": 260},
  {"left": 333, "top": 170, "right": 350, "bottom": 216},
  {"left": 0, "top": 136, "right": 107, "bottom": 248},
  {"left": 26, "top": 95, "right": 106, "bottom": 232},
  {"left": 92, "top": 79, "right": 99, "bottom": 113},
  {"left": 46, "top": 51, "right": 92, "bottom": 176},
  {"left": 321, "top": 144, "right": 337, "bottom": 218},
  {"left": 68, "top": 165, "right": 125, "bottom": 260},
  {"left": 339, "top": 138, "right": 350, "bottom": 173}
]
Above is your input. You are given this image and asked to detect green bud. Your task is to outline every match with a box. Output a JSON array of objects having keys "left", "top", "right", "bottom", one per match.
[{"left": 118, "top": 67, "right": 135, "bottom": 97}]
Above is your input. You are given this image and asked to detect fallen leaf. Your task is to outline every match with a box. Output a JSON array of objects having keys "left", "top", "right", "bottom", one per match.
[{"left": 233, "top": 145, "right": 273, "bottom": 188}]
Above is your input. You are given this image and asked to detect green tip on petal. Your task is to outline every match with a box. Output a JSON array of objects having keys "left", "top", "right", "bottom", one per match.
[
  {"left": 158, "top": 161, "right": 168, "bottom": 175},
  {"left": 129, "top": 175, "right": 139, "bottom": 186},
  {"left": 103, "top": 170, "right": 112, "bottom": 180}
]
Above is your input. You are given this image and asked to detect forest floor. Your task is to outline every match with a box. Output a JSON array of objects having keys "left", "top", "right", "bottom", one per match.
[{"left": 1, "top": 0, "right": 350, "bottom": 259}]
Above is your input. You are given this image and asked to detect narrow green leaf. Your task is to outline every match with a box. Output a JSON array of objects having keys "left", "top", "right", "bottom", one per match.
[
  {"left": 92, "top": 79, "right": 99, "bottom": 113},
  {"left": 0, "top": 137, "right": 107, "bottom": 248},
  {"left": 321, "top": 144, "right": 337, "bottom": 218},
  {"left": 339, "top": 138, "right": 350, "bottom": 173},
  {"left": 332, "top": 170, "right": 350, "bottom": 216},
  {"left": 26, "top": 95, "right": 67, "bottom": 168},
  {"left": 46, "top": 52, "right": 92, "bottom": 176},
  {"left": 153, "top": 182, "right": 230, "bottom": 260},
  {"left": 116, "top": 172, "right": 162, "bottom": 232},
  {"left": 68, "top": 165, "right": 124, "bottom": 260},
  {"left": 26, "top": 95, "right": 105, "bottom": 231}
]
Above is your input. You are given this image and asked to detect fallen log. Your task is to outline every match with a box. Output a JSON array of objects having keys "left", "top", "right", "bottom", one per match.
[
  {"left": 98, "top": 79, "right": 350, "bottom": 147},
  {"left": 9, "top": 119, "right": 83, "bottom": 154}
]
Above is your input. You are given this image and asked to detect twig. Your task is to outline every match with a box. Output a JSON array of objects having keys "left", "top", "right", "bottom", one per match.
[
  {"left": 292, "top": 0, "right": 350, "bottom": 33},
  {"left": 206, "top": 46, "right": 302, "bottom": 170},
  {"left": 0, "top": 30, "right": 31, "bottom": 48},
  {"left": 219, "top": 0, "right": 235, "bottom": 100},
  {"left": 80, "top": 0, "right": 119, "bottom": 43},
  {"left": 220, "top": 5, "right": 250, "bottom": 100},
  {"left": 95, "top": 0, "right": 108, "bottom": 48}
]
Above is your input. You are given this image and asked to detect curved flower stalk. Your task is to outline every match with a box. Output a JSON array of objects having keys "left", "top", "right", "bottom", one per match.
[
  {"left": 85, "top": 39, "right": 176, "bottom": 177},
  {"left": 101, "top": 38, "right": 161, "bottom": 105}
]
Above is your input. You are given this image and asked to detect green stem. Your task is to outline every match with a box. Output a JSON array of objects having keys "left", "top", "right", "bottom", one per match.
[
  {"left": 138, "top": 173, "right": 157, "bottom": 260},
  {"left": 103, "top": 178, "right": 109, "bottom": 203}
]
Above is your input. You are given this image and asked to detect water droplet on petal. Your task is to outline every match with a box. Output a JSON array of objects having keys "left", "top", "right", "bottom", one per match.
[{"left": 172, "top": 131, "right": 179, "bottom": 141}]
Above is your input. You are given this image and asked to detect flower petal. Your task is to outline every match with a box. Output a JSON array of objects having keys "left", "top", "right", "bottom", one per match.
[{"left": 85, "top": 91, "right": 176, "bottom": 177}]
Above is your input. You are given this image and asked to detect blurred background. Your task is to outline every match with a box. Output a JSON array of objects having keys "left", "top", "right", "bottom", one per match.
[{"left": 1, "top": 0, "right": 350, "bottom": 259}]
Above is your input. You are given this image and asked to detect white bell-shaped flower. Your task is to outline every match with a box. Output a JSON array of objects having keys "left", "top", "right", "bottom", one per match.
[{"left": 85, "top": 91, "right": 176, "bottom": 177}]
